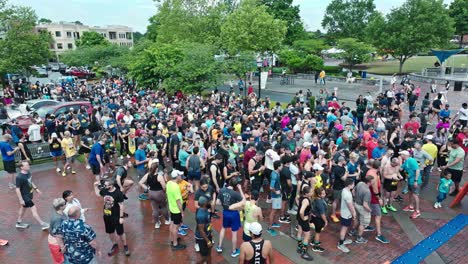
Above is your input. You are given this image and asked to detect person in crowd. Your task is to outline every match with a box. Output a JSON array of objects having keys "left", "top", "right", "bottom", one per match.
[
  {"left": 238, "top": 222, "right": 274, "bottom": 264},
  {"left": 63, "top": 190, "right": 88, "bottom": 222},
  {"left": 441, "top": 139, "right": 465, "bottom": 196},
  {"left": 196, "top": 196, "right": 214, "bottom": 264},
  {"left": 337, "top": 178, "right": 356, "bottom": 253},
  {"left": 400, "top": 150, "right": 422, "bottom": 219},
  {"left": 167, "top": 170, "right": 186, "bottom": 250},
  {"left": 434, "top": 172, "right": 455, "bottom": 208},
  {"left": 61, "top": 131, "right": 77, "bottom": 177},
  {"left": 48, "top": 198, "right": 67, "bottom": 264},
  {"left": 0, "top": 134, "right": 21, "bottom": 189}
]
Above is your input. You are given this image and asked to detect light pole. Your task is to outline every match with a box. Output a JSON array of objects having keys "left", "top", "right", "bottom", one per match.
[{"left": 257, "top": 61, "right": 262, "bottom": 99}]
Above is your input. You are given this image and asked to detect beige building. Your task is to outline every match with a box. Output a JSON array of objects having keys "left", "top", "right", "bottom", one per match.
[{"left": 36, "top": 22, "right": 133, "bottom": 56}]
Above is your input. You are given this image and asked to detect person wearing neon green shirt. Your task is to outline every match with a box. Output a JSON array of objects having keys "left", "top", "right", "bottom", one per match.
[{"left": 166, "top": 170, "right": 186, "bottom": 250}]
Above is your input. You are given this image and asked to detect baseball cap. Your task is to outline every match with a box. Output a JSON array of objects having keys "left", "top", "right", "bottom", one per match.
[
  {"left": 303, "top": 142, "right": 313, "bottom": 148},
  {"left": 399, "top": 150, "right": 410, "bottom": 156},
  {"left": 247, "top": 222, "right": 262, "bottom": 236},
  {"left": 51, "top": 133, "right": 58, "bottom": 138},
  {"left": 313, "top": 163, "right": 324, "bottom": 171},
  {"left": 170, "top": 170, "right": 184, "bottom": 179},
  {"left": 425, "top": 135, "right": 434, "bottom": 140}
]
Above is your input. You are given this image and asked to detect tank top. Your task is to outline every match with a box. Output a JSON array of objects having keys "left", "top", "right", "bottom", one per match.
[
  {"left": 243, "top": 201, "right": 258, "bottom": 235},
  {"left": 245, "top": 240, "right": 266, "bottom": 264},
  {"left": 50, "top": 138, "right": 61, "bottom": 152},
  {"left": 297, "top": 197, "right": 311, "bottom": 221},
  {"left": 314, "top": 174, "right": 323, "bottom": 189},
  {"left": 147, "top": 174, "right": 163, "bottom": 191},
  {"left": 188, "top": 155, "right": 201, "bottom": 173},
  {"left": 251, "top": 159, "right": 261, "bottom": 179},
  {"left": 310, "top": 143, "right": 319, "bottom": 156},
  {"left": 209, "top": 163, "right": 222, "bottom": 187}
]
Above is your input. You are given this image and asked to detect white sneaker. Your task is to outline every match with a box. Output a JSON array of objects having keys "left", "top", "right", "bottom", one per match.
[
  {"left": 337, "top": 244, "right": 350, "bottom": 253},
  {"left": 56, "top": 168, "right": 61, "bottom": 172},
  {"left": 86, "top": 165, "right": 91, "bottom": 170},
  {"left": 343, "top": 239, "right": 353, "bottom": 245},
  {"left": 437, "top": 203, "right": 442, "bottom": 208},
  {"left": 287, "top": 209, "right": 297, "bottom": 215},
  {"left": 164, "top": 220, "right": 171, "bottom": 225},
  {"left": 120, "top": 156, "right": 123, "bottom": 160},
  {"left": 434, "top": 202, "right": 439, "bottom": 208},
  {"left": 8, "top": 183, "right": 16, "bottom": 190},
  {"left": 194, "top": 243, "right": 200, "bottom": 252},
  {"left": 266, "top": 198, "right": 272, "bottom": 204},
  {"left": 155, "top": 221, "right": 161, "bottom": 229}
]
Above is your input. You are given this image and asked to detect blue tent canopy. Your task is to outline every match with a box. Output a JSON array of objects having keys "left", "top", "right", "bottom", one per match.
[{"left": 431, "top": 49, "right": 464, "bottom": 64}]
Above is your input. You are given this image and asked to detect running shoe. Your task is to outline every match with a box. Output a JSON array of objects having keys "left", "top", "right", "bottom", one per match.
[
  {"left": 177, "top": 229, "right": 187, "bottom": 236},
  {"left": 195, "top": 243, "right": 200, "bottom": 252},
  {"left": 211, "top": 213, "right": 220, "bottom": 219},
  {"left": 395, "top": 195, "right": 404, "bottom": 202},
  {"left": 231, "top": 248, "right": 240, "bottom": 258},
  {"left": 15, "top": 222, "right": 29, "bottom": 229},
  {"left": 62, "top": 171, "right": 66, "bottom": 177},
  {"left": 154, "top": 221, "right": 161, "bottom": 229},
  {"left": 56, "top": 168, "right": 61, "bottom": 172},
  {"left": 410, "top": 211, "right": 421, "bottom": 219},
  {"left": 348, "top": 229, "right": 357, "bottom": 237},
  {"left": 124, "top": 245, "right": 131, "bottom": 256},
  {"left": 381, "top": 206, "right": 388, "bottom": 214},
  {"left": 312, "top": 245, "right": 325, "bottom": 252},
  {"left": 138, "top": 194, "right": 148, "bottom": 201},
  {"left": 216, "top": 246, "right": 223, "bottom": 253},
  {"left": 376, "top": 235, "right": 390, "bottom": 244},
  {"left": 364, "top": 226, "right": 375, "bottom": 232},
  {"left": 343, "top": 239, "right": 353, "bottom": 245},
  {"left": 301, "top": 250, "right": 314, "bottom": 261},
  {"left": 267, "top": 228, "right": 278, "bottom": 236},
  {"left": 85, "top": 165, "right": 90, "bottom": 170},
  {"left": 355, "top": 237, "right": 368, "bottom": 244},
  {"left": 171, "top": 244, "right": 186, "bottom": 251},
  {"left": 449, "top": 190, "right": 459, "bottom": 196},
  {"left": 8, "top": 183, "right": 16, "bottom": 190},
  {"left": 71, "top": 170, "right": 76, "bottom": 174},
  {"left": 287, "top": 209, "right": 297, "bottom": 215},
  {"left": 279, "top": 217, "right": 291, "bottom": 224},
  {"left": 330, "top": 214, "right": 339, "bottom": 223},
  {"left": 107, "top": 244, "right": 118, "bottom": 256},
  {"left": 164, "top": 220, "right": 171, "bottom": 225},
  {"left": 180, "top": 224, "right": 189, "bottom": 230},
  {"left": 337, "top": 244, "right": 350, "bottom": 253},
  {"left": 402, "top": 205, "right": 415, "bottom": 212},
  {"left": 386, "top": 205, "right": 398, "bottom": 212},
  {"left": 271, "top": 223, "right": 281, "bottom": 228}
]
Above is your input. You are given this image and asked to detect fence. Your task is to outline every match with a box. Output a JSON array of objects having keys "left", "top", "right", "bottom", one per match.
[{"left": 15, "top": 142, "right": 51, "bottom": 161}]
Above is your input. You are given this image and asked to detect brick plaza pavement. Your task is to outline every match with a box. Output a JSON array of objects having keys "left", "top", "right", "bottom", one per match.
[{"left": 0, "top": 160, "right": 466, "bottom": 264}]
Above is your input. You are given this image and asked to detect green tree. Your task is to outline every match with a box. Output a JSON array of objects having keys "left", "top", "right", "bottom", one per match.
[
  {"left": 222, "top": 51, "right": 257, "bottom": 88},
  {"left": 221, "top": 0, "right": 286, "bottom": 54},
  {"left": 448, "top": 0, "right": 468, "bottom": 47},
  {"left": 60, "top": 45, "right": 130, "bottom": 71},
  {"left": 336, "top": 38, "right": 373, "bottom": 71},
  {"left": 261, "top": 0, "right": 306, "bottom": 45},
  {"left": 279, "top": 49, "right": 324, "bottom": 73},
  {"left": 74, "top": 20, "right": 83, "bottom": 25},
  {"left": 322, "top": 0, "right": 376, "bottom": 41},
  {"left": 367, "top": 0, "right": 454, "bottom": 73},
  {"left": 38, "top": 17, "right": 51, "bottom": 23},
  {"left": 0, "top": 3, "right": 51, "bottom": 81},
  {"left": 75, "top": 31, "right": 109, "bottom": 47},
  {"left": 133, "top": 31, "right": 144, "bottom": 44},
  {"left": 292, "top": 38, "right": 329, "bottom": 56}
]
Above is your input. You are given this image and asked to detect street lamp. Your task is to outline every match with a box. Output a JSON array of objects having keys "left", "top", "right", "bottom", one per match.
[{"left": 257, "top": 60, "right": 262, "bottom": 99}]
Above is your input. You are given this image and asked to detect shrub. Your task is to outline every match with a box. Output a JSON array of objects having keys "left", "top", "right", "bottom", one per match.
[{"left": 309, "top": 96, "right": 316, "bottom": 112}]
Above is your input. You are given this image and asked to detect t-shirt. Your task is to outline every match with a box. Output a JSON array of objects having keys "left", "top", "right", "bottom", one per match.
[
  {"left": 413, "top": 149, "right": 433, "bottom": 169},
  {"left": 49, "top": 211, "right": 66, "bottom": 236},
  {"left": 354, "top": 182, "right": 371, "bottom": 206},
  {"left": 218, "top": 187, "right": 242, "bottom": 210},
  {"left": 59, "top": 219, "right": 96, "bottom": 264},
  {"left": 457, "top": 107, "right": 468, "bottom": 121},
  {"left": 134, "top": 149, "right": 147, "bottom": 170},
  {"left": 279, "top": 166, "right": 292, "bottom": 193},
  {"left": 0, "top": 141, "right": 15, "bottom": 161},
  {"left": 166, "top": 181, "right": 183, "bottom": 214},
  {"left": 438, "top": 178, "right": 454, "bottom": 194},
  {"left": 194, "top": 185, "right": 214, "bottom": 202},
  {"left": 99, "top": 188, "right": 124, "bottom": 219},
  {"left": 340, "top": 188, "right": 353, "bottom": 219},
  {"left": 311, "top": 198, "right": 327, "bottom": 216},
  {"left": 178, "top": 149, "right": 190, "bottom": 167},
  {"left": 282, "top": 138, "right": 296, "bottom": 152},
  {"left": 16, "top": 171, "right": 33, "bottom": 202},
  {"left": 88, "top": 143, "right": 104, "bottom": 166},
  {"left": 422, "top": 143, "right": 438, "bottom": 164},
  {"left": 195, "top": 208, "right": 212, "bottom": 240},
  {"left": 61, "top": 137, "right": 77, "bottom": 158},
  {"left": 447, "top": 147, "right": 465, "bottom": 171},
  {"left": 187, "top": 155, "right": 201, "bottom": 173},
  {"left": 371, "top": 147, "right": 386, "bottom": 159},
  {"left": 401, "top": 157, "right": 421, "bottom": 185},
  {"left": 270, "top": 170, "right": 281, "bottom": 198},
  {"left": 332, "top": 165, "right": 346, "bottom": 190}
]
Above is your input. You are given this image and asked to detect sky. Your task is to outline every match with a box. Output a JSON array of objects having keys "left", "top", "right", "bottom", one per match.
[{"left": 9, "top": 0, "right": 454, "bottom": 33}]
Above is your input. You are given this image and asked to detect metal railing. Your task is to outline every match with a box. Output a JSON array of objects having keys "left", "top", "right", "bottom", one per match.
[{"left": 15, "top": 142, "right": 51, "bottom": 161}]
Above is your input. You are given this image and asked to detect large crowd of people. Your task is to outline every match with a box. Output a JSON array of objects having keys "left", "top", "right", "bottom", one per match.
[{"left": 0, "top": 75, "right": 466, "bottom": 263}]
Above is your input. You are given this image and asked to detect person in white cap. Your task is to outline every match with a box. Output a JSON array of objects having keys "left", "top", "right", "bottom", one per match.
[
  {"left": 400, "top": 150, "right": 422, "bottom": 219},
  {"left": 166, "top": 169, "right": 186, "bottom": 250},
  {"left": 239, "top": 222, "right": 273, "bottom": 264}
]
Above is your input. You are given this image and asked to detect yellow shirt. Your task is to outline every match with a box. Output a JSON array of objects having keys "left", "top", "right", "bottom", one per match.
[
  {"left": 178, "top": 180, "right": 190, "bottom": 201},
  {"left": 61, "top": 137, "right": 77, "bottom": 158},
  {"left": 233, "top": 123, "right": 242, "bottom": 135},
  {"left": 319, "top": 71, "right": 325, "bottom": 78},
  {"left": 422, "top": 143, "right": 437, "bottom": 165}
]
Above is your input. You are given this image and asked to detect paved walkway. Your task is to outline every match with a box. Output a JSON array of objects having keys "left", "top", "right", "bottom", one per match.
[{"left": 0, "top": 160, "right": 466, "bottom": 263}]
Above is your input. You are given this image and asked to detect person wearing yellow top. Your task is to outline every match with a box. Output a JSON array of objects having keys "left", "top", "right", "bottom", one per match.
[
  {"left": 230, "top": 190, "right": 263, "bottom": 242},
  {"left": 421, "top": 135, "right": 438, "bottom": 189},
  {"left": 178, "top": 178, "right": 194, "bottom": 211},
  {"left": 233, "top": 120, "right": 242, "bottom": 135},
  {"left": 61, "top": 131, "right": 77, "bottom": 177},
  {"left": 166, "top": 170, "right": 186, "bottom": 250},
  {"left": 319, "top": 70, "right": 326, "bottom": 85}
]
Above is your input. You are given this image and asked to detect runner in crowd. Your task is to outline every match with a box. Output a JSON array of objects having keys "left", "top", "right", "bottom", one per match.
[{"left": 48, "top": 198, "right": 67, "bottom": 264}]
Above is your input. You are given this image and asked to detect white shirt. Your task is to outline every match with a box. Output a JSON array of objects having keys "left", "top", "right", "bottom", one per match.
[
  {"left": 123, "top": 115, "right": 133, "bottom": 125},
  {"left": 457, "top": 107, "right": 468, "bottom": 121},
  {"left": 28, "top": 124, "right": 41, "bottom": 142},
  {"left": 63, "top": 198, "right": 86, "bottom": 222},
  {"left": 264, "top": 149, "right": 280, "bottom": 170}
]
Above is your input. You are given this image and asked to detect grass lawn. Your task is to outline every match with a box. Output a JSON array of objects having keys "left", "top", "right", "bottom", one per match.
[{"left": 362, "top": 55, "right": 468, "bottom": 75}]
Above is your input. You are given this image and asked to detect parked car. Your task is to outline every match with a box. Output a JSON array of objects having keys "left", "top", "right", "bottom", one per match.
[
  {"left": 35, "top": 101, "right": 93, "bottom": 119},
  {"left": 69, "top": 68, "right": 89, "bottom": 78},
  {"left": 19, "top": 99, "right": 60, "bottom": 113},
  {"left": 35, "top": 67, "right": 48, "bottom": 77},
  {"left": 49, "top": 63, "right": 60, "bottom": 72}
]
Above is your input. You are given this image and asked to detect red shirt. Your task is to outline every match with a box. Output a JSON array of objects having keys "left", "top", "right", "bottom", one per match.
[
  {"left": 403, "top": 121, "right": 420, "bottom": 134},
  {"left": 366, "top": 140, "right": 378, "bottom": 159},
  {"left": 457, "top": 133, "right": 468, "bottom": 154}
]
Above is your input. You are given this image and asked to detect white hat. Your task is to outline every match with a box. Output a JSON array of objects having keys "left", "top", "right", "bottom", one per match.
[
  {"left": 171, "top": 170, "right": 184, "bottom": 179},
  {"left": 313, "top": 163, "right": 324, "bottom": 171},
  {"left": 51, "top": 132, "right": 58, "bottom": 138},
  {"left": 246, "top": 222, "right": 262, "bottom": 236},
  {"left": 303, "top": 142, "right": 313, "bottom": 148},
  {"left": 425, "top": 135, "right": 434, "bottom": 140},
  {"left": 399, "top": 150, "right": 411, "bottom": 156},
  {"left": 237, "top": 136, "right": 242, "bottom": 140}
]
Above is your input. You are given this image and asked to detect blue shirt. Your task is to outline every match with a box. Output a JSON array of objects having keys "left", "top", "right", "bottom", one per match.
[
  {"left": 0, "top": 141, "right": 15, "bottom": 161},
  {"left": 88, "top": 143, "right": 104, "bottom": 166},
  {"left": 270, "top": 171, "right": 281, "bottom": 198},
  {"left": 402, "top": 157, "right": 421, "bottom": 185},
  {"left": 59, "top": 219, "right": 96, "bottom": 264},
  {"left": 372, "top": 147, "right": 386, "bottom": 159},
  {"left": 438, "top": 178, "right": 453, "bottom": 193},
  {"left": 195, "top": 208, "right": 212, "bottom": 240},
  {"left": 134, "top": 149, "right": 146, "bottom": 170},
  {"left": 439, "top": 109, "right": 451, "bottom": 119}
]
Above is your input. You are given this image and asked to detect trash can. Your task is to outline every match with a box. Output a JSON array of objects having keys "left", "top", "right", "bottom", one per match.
[
  {"left": 454, "top": 81, "right": 463, "bottom": 91},
  {"left": 361, "top": 71, "right": 367, "bottom": 78}
]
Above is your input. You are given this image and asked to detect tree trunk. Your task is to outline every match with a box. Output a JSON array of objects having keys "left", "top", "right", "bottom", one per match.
[{"left": 398, "top": 60, "right": 405, "bottom": 74}]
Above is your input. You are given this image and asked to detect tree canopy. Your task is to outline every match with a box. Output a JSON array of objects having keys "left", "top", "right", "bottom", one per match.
[
  {"left": 336, "top": 38, "right": 373, "bottom": 71},
  {"left": 322, "top": 0, "right": 377, "bottom": 41},
  {"left": 367, "top": 0, "right": 454, "bottom": 73},
  {"left": 448, "top": 0, "right": 468, "bottom": 47},
  {"left": 75, "top": 31, "right": 110, "bottom": 47}
]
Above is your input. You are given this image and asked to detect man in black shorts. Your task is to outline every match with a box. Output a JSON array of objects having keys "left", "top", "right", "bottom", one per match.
[
  {"left": 114, "top": 159, "right": 134, "bottom": 200},
  {"left": 279, "top": 155, "right": 292, "bottom": 224},
  {"left": 0, "top": 134, "right": 20, "bottom": 189},
  {"left": 195, "top": 196, "right": 213, "bottom": 263},
  {"left": 93, "top": 179, "right": 130, "bottom": 257},
  {"left": 15, "top": 161, "right": 49, "bottom": 230}
]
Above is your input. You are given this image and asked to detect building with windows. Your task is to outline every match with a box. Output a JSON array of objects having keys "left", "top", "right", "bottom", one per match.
[{"left": 35, "top": 22, "right": 133, "bottom": 56}]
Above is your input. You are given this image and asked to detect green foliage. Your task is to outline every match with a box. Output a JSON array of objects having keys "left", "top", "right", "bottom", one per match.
[
  {"left": 133, "top": 31, "right": 144, "bottom": 44},
  {"left": 448, "top": 0, "right": 468, "bottom": 47},
  {"left": 222, "top": 51, "right": 257, "bottom": 79},
  {"left": 292, "top": 38, "right": 329, "bottom": 56},
  {"left": 75, "top": 31, "right": 110, "bottom": 47},
  {"left": 367, "top": 0, "right": 454, "bottom": 73},
  {"left": 322, "top": 65, "right": 341, "bottom": 73},
  {"left": 0, "top": 4, "right": 51, "bottom": 76},
  {"left": 260, "top": 0, "right": 306, "bottom": 45},
  {"left": 322, "top": 0, "right": 377, "bottom": 41},
  {"left": 279, "top": 49, "right": 324, "bottom": 73},
  {"left": 309, "top": 96, "right": 316, "bottom": 112},
  {"left": 60, "top": 45, "right": 130, "bottom": 69},
  {"left": 336, "top": 38, "right": 373, "bottom": 71},
  {"left": 38, "top": 17, "right": 51, "bottom": 23},
  {"left": 221, "top": 0, "right": 287, "bottom": 54}
]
